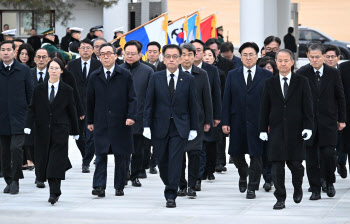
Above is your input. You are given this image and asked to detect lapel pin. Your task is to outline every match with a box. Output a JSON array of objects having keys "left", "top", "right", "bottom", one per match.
[{"left": 180, "top": 78, "right": 183, "bottom": 81}]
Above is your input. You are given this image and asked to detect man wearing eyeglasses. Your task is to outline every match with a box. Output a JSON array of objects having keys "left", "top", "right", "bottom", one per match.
[
  {"left": 296, "top": 43, "right": 346, "bottom": 201},
  {"left": 120, "top": 40, "right": 153, "bottom": 187},
  {"left": 143, "top": 44, "right": 198, "bottom": 208},
  {"left": 221, "top": 42, "right": 272, "bottom": 200},
  {"left": 87, "top": 42, "right": 137, "bottom": 198},
  {"left": 91, "top": 37, "right": 107, "bottom": 60},
  {"left": 67, "top": 39, "right": 102, "bottom": 174}
]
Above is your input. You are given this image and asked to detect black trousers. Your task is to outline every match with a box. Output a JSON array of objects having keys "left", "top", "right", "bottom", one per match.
[
  {"left": 0, "top": 134, "right": 24, "bottom": 183},
  {"left": 93, "top": 147, "right": 129, "bottom": 190},
  {"left": 153, "top": 119, "right": 186, "bottom": 200},
  {"left": 232, "top": 155, "right": 262, "bottom": 191},
  {"left": 262, "top": 142, "right": 272, "bottom": 183},
  {"left": 22, "top": 145, "right": 34, "bottom": 165},
  {"left": 82, "top": 126, "right": 95, "bottom": 166},
  {"left": 48, "top": 178, "right": 62, "bottom": 196},
  {"left": 216, "top": 135, "right": 227, "bottom": 166},
  {"left": 272, "top": 161, "right": 304, "bottom": 202},
  {"left": 180, "top": 150, "right": 201, "bottom": 189},
  {"left": 130, "top": 134, "right": 145, "bottom": 180},
  {"left": 75, "top": 119, "right": 86, "bottom": 161},
  {"left": 205, "top": 141, "right": 217, "bottom": 174}
]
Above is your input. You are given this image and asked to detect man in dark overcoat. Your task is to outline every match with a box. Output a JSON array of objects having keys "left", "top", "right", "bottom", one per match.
[
  {"left": 0, "top": 41, "right": 34, "bottom": 194},
  {"left": 87, "top": 43, "right": 137, "bottom": 197},
  {"left": 296, "top": 43, "right": 346, "bottom": 200},
  {"left": 260, "top": 49, "right": 314, "bottom": 210},
  {"left": 221, "top": 42, "right": 272, "bottom": 199}
]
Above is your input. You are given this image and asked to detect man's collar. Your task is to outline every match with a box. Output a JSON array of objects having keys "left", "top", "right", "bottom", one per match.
[
  {"left": 313, "top": 65, "right": 324, "bottom": 74},
  {"left": 103, "top": 64, "right": 115, "bottom": 74},
  {"left": 197, "top": 61, "right": 203, "bottom": 68},
  {"left": 125, "top": 61, "right": 140, "bottom": 70},
  {"left": 279, "top": 72, "right": 292, "bottom": 80},
  {"left": 37, "top": 67, "right": 47, "bottom": 73},
  {"left": 81, "top": 58, "right": 91, "bottom": 64},
  {"left": 48, "top": 80, "right": 59, "bottom": 88},
  {"left": 181, "top": 65, "right": 192, "bottom": 74},
  {"left": 167, "top": 69, "right": 179, "bottom": 77},
  {"left": 243, "top": 65, "right": 256, "bottom": 74},
  {"left": 3, "top": 60, "right": 14, "bottom": 68}
]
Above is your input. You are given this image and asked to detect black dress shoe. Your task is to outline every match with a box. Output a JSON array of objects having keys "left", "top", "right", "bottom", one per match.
[
  {"left": 82, "top": 165, "right": 90, "bottom": 173},
  {"left": 22, "top": 166, "right": 28, "bottom": 170},
  {"left": 337, "top": 162, "right": 348, "bottom": 179},
  {"left": 208, "top": 173, "right": 215, "bottom": 180},
  {"left": 293, "top": 188, "right": 303, "bottom": 203},
  {"left": 132, "top": 178, "right": 142, "bottom": 187},
  {"left": 221, "top": 166, "right": 227, "bottom": 172},
  {"left": 187, "top": 187, "right": 197, "bottom": 197},
  {"left": 246, "top": 190, "right": 256, "bottom": 199},
  {"left": 309, "top": 192, "right": 321, "bottom": 200},
  {"left": 125, "top": 180, "right": 128, "bottom": 186},
  {"left": 194, "top": 180, "right": 201, "bottom": 191},
  {"left": 177, "top": 188, "right": 187, "bottom": 196},
  {"left": 28, "top": 166, "right": 35, "bottom": 171},
  {"left": 149, "top": 167, "right": 158, "bottom": 174},
  {"left": 166, "top": 199, "right": 176, "bottom": 208},
  {"left": 92, "top": 187, "right": 105, "bottom": 197},
  {"left": 273, "top": 201, "right": 285, "bottom": 210},
  {"left": 3, "top": 185, "right": 10, "bottom": 193},
  {"left": 263, "top": 182, "right": 272, "bottom": 192},
  {"left": 215, "top": 165, "right": 222, "bottom": 173},
  {"left": 321, "top": 180, "right": 327, "bottom": 193},
  {"left": 138, "top": 170, "right": 147, "bottom": 179},
  {"left": 229, "top": 156, "right": 234, "bottom": 164},
  {"left": 36, "top": 181, "right": 46, "bottom": 188},
  {"left": 48, "top": 194, "right": 60, "bottom": 205},
  {"left": 201, "top": 172, "right": 208, "bottom": 180},
  {"left": 239, "top": 178, "right": 247, "bottom": 193},
  {"left": 115, "top": 189, "right": 124, "bottom": 196},
  {"left": 326, "top": 183, "right": 336, "bottom": 197},
  {"left": 10, "top": 181, "right": 19, "bottom": 194}
]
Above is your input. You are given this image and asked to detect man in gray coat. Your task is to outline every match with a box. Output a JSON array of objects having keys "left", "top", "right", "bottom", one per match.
[{"left": 120, "top": 40, "right": 153, "bottom": 187}]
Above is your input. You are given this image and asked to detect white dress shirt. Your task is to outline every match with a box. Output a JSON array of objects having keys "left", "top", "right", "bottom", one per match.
[
  {"left": 243, "top": 65, "right": 256, "bottom": 84},
  {"left": 313, "top": 65, "right": 324, "bottom": 77},
  {"left": 48, "top": 80, "right": 59, "bottom": 100},
  {"left": 181, "top": 66, "right": 192, "bottom": 74},
  {"left": 279, "top": 73, "right": 291, "bottom": 96},
  {"left": 166, "top": 69, "right": 179, "bottom": 90},
  {"left": 3, "top": 61, "right": 14, "bottom": 70},
  {"left": 37, "top": 68, "right": 47, "bottom": 81},
  {"left": 197, "top": 62, "right": 203, "bottom": 69},
  {"left": 81, "top": 58, "right": 91, "bottom": 77},
  {"left": 103, "top": 65, "right": 115, "bottom": 79}
]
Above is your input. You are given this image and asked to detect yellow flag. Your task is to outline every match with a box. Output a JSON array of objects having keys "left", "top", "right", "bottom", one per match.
[
  {"left": 162, "top": 14, "right": 168, "bottom": 44},
  {"left": 211, "top": 15, "right": 217, "bottom": 38},
  {"left": 195, "top": 12, "right": 201, "bottom": 39}
]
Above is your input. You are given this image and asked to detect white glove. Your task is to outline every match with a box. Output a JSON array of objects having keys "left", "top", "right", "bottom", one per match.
[
  {"left": 188, "top": 130, "right": 197, "bottom": 141},
  {"left": 302, "top": 129, "right": 312, "bottom": 141},
  {"left": 143, "top": 127, "right": 151, "bottom": 139},
  {"left": 73, "top": 135, "right": 79, "bottom": 140},
  {"left": 259, "top": 132, "right": 268, "bottom": 141},
  {"left": 24, "top": 128, "right": 31, "bottom": 135}
]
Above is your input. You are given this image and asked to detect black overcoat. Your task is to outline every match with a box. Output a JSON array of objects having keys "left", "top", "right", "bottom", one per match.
[
  {"left": 86, "top": 64, "right": 137, "bottom": 156},
  {"left": 296, "top": 63, "right": 346, "bottom": 147},
  {"left": 25, "top": 81, "right": 79, "bottom": 180},
  {"left": 259, "top": 73, "right": 314, "bottom": 161},
  {"left": 339, "top": 61, "right": 350, "bottom": 152}
]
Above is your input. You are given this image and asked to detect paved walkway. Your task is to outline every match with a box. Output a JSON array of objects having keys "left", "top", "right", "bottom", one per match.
[{"left": 0, "top": 139, "right": 350, "bottom": 224}]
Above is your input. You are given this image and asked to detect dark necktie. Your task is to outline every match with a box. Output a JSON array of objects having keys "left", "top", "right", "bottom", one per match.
[
  {"left": 38, "top": 72, "right": 44, "bottom": 84},
  {"left": 247, "top": 69, "right": 252, "bottom": 88},
  {"left": 49, "top": 85, "right": 55, "bottom": 104},
  {"left": 283, "top": 77, "right": 289, "bottom": 98},
  {"left": 316, "top": 71, "right": 321, "bottom": 92},
  {"left": 5, "top": 66, "right": 10, "bottom": 72},
  {"left": 82, "top": 62, "right": 87, "bottom": 82},
  {"left": 169, "top": 74, "right": 175, "bottom": 101},
  {"left": 185, "top": 71, "right": 190, "bottom": 74},
  {"left": 106, "top": 71, "right": 111, "bottom": 81}
]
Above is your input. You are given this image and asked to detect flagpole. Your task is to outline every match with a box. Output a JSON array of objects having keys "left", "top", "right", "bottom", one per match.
[
  {"left": 168, "top": 11, "right": 198, "bottom": 25},
  {"left": 110, "top": 13, "right": 168, "bottom": 43},
  {"left": 201, "top": 11, "right": 220, "bottom": 22}
]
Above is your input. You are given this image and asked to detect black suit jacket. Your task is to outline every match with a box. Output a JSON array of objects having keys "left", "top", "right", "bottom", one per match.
[
  {"left": 260, "top": 73, "right": 313, "bottom": 161},
  {"left": 67, "top": 57, "right": 102, "bottom": 111},
  {"left": 215, "top": 54, "right": 235, "bottom": 75},
  {"left": 339, "top": 61, "right": 350, "bottom": 152},
  {"left": 296, "top": 63, "right": 346, "bottom": 147}
]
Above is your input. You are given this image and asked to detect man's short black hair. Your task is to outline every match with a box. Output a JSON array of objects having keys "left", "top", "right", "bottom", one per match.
[
  {"left": 264, "top": 36, "right": 281, "bottom": 46},
  {"left": 35, "top": 48, "right": 49, "bottom": 56},
  {"left": 14, "top": 38, "right": 24, "bottom": 43},
  {"left": 125, "top": 40, "right": 142, "bottom": 53},
  {"left": 180, "top": 43, "right": 196, "bottom": 55},
  {"left": 325, "top": 44, "right": 340, "bottom": 56},
  {"left": 147, "top": 41, "right": 161, "bottom": 52},
  {"left": 162, "top": 44, "right": 182, "bottom": 56},
  {"left": 205, "top": 38, "right": 221, "bottom": 49},
  {"left": 78, "top": 38, "right": 93, "bottom": 48},
  {"left": 99, "top": 42, "right": 117, "bottom": 55},
  {"left": 220, "top": 42, "right": 234, "bottom": 53},
  {"left": 190, "top": 39, "right": 206, "bottom": 50},
  {"left": 288, "top": 27, "right": 294, "bottom": 34},
  {"left": 0, "top": 40, "right": 15, "bottom": 50},
  {"left": 238, "top": 42, "right": 259, "bottom": 54}
]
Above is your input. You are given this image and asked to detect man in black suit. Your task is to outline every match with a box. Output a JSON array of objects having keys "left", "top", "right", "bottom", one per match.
[
  {"left": 191, "top": 39, "right": 222, "bottom": 188},
  {"left": 220, "top": 42, "right": 243, "bottom": 68},
  {"left": 177, "top": 43, "right": 212, "bottom": 198},
  {"left": 260, "top": 49, "right": 314, "bottom": 209},
  {"left": 143, "top": 44, "right": 198, "bottom": 208},
  {"left": 0, "top": 41, "right": 34, "bottom": 194},
  {"left": 67, "top": 39, "right": 102, "bottom": 173},
  {"left": 283, "top": 27, "right": 297, "bottom": 53},
  {"left": 27, "top": 28, "right": 41, "bottom": 52},
  {"left": 92, "top": 37, "right": 107, "bottom": 60},
  {"left": 146, "top": 41, "right": 166, "bottom": 71},
  {"left": 120, "top": 40, "right": 153, "bottom": 187},
  {"left": 205, "top": 38, "right": 235, "bottom": 173},
  {"left": 296, "top": 43, "right": 346, "bottom": 200},
  {"left": 87, "top": 43, "right": 137, "bottom": 197}
]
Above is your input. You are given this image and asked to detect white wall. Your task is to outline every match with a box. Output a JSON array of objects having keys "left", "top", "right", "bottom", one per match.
[{"left": 103, "top": 0, "right": 129, "bottom": 42}]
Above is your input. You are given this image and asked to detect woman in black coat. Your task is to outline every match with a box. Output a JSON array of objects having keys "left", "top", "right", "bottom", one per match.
[{"left": 25, "top": 58, "right": 79, "bottom": 205}]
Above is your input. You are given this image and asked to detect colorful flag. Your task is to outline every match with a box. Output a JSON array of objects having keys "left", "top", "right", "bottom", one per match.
[
  {"left": 200, "top": 15, "right": 218, "bottom": 43},
  {"left": 167, "top": 18, "right": 186, "bottom": 45},
  {"left": 187, "top": 13, "right": 201, "bottom": 41}
]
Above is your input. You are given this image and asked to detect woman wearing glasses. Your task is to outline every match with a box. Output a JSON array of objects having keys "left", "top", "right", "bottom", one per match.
[{"left": 24, "top": 57, "right": 79, "bottom": 205}]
